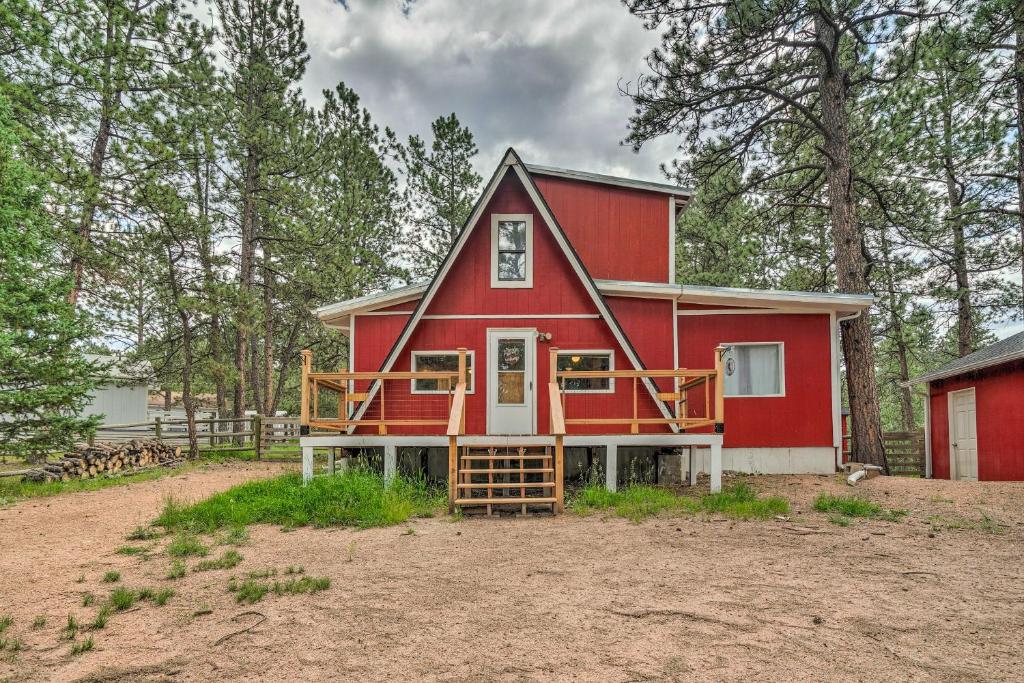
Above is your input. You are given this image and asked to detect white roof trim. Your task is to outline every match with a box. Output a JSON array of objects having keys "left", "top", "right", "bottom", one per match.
[
  {"left": 904, "top": 349, "right": 1024, "bottom": 386},
  {"left": 315, "top": 283, "right": 427, "bottom": 324},
  {"left": 525, "top": 163, "right": 694, "bottom": 199},
  {"left": 597, "top": 279, "right": 875, "bottom": 312},
  {"left": 349, "top": 148, "right": 674, "bottom": 428}
]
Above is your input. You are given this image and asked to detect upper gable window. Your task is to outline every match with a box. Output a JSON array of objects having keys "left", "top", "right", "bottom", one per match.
[{"left": 491, "top": 214, "right": 533, "bottom": 288}]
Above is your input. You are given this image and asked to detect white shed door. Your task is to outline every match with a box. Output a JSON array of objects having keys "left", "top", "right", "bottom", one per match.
[{"left": 949, "top": 388, "right": 978, "bottom": 481}]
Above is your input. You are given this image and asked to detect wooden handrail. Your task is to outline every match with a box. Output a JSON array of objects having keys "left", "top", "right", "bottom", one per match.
[
  {"left": 446, "top": 383, "right": 467, "bottom": 436},
  {"left": 307, "top": 370, "right": 459, "bottom": 381},
  {"left": 548, "top": 383, "right": 566, "bottom": 435},
  {"left": 554, "top": 369, "right": 716, "bottom": 379}
]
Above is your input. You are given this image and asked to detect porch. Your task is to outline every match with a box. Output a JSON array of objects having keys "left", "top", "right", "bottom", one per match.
[{"left": 297, "top": 346, "right": 727, "bottom": 513}]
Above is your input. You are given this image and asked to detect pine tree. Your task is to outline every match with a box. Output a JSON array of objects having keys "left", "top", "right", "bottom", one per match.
[
  {"left": 0, "top": 96, "right": 99, "bottom": 462},
  {"left": 402, "top": 113, "right": 482, "bottom": 282}
]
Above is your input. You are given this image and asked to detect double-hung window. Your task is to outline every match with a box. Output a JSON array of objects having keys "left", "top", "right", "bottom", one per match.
[
  {"left": 556, "top": 351, "right": 614, "bottom": 393},
  {"left": 722, "top": 343, "right": 784, "bottom": 397},
  {"left": 491, "top": 214, "right": 533, "bottom": 288},
  {"left": 411, "top": 351, "right": 474, "bottom": 394}
]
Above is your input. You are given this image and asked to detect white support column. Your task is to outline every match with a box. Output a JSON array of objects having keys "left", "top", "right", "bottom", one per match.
[
  {"left": 605, "top": 443, "right": 618, "bottom": 492},
  {"left": 688, "top": 445, "right": 697, "bottom": 486},
  {"left": 384, "top": 444, "right": 397, "bottom": 484},
  {"left": 302, "top": 446, "right": 314, "bottom": 484},
  {"left": 709, "top": 441, "right": 722, "bottom": 493},
  {"left": 327, "top": 449, "right": 335, "bottom": 475}
]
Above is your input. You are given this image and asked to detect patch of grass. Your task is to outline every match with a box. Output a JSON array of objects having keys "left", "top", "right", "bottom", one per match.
[
  {"left": 108, "top": 587, "right": 136, "bottom": 611},
  {"left": 827, "top": 514, "right": 852, "bottom": 527},
  {"left": 82, "top": 593, "right": 94, "bottom": 607},
  {"left": 115, "top": 545, "right": 147, "bottom": 556},
  {"left": 928, "top": 513, "right": 1005, "bottom": 534},
  {"left": 0, "top": 616, "right": 11, "bottom": 634},
  {"left": 166, "top": 559, "right": 186, "bottom": 580},
  {"left": 246, "top": 568, "right": 276, "bottom": 579},
  {"left": 231, "top": 579, "right": 269, "bottom": 604},
  {"left": 137, "top": 587, "right": 156, "bottom": 601},
  {"left": 166, "top": 532, "right": 208, "bottom": 558},
  {"left": 272, "top": 576, "right": 330, "bottom": 596},
  {"left": 284, "top": 565, "right": 304, "bottom": 575},
  {"left": 32, "top": 616, "right": 45, "bottom": 629},
  {"left": 1, "top": 637, "right": 21, "bottom": 652},
  {"left": 0, "top": 465, "right": 193, "bottom": 504},
  {"left": 216, "top": 525, "right": 250, "bottom": 546},
  {"left": 194, "top": 550, "right": 243, "bottom": 572},
  {"left": 70, "top": 636, "right": 94, "bottom": 655},
  {"left": 91, "top": 605, "right": 112, "bottom": 630},
  {"left": 154, "top": 469, "right": 445, "bottom": 532},
  {"left": 569, "top": 482, "right": 788, "bottom": 523},
  {"left": 63, "top": 615, "right": 78, "bottom": 640},
  {"left": 126, "top": 525, "right": 161, "bottom": 541},
  {"left": 813, "top": 493, "right": 907, "bottom": 521},
  {"left": 101, "top": 571, "right": 120, "bottom": 583},
  {"left": 154, "top": 589, "right": 174, "bottom": 606}
]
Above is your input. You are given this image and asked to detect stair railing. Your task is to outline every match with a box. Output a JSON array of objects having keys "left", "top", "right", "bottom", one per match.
[{"left": 446, "top": 349, "right": 468, "bottom": 511}]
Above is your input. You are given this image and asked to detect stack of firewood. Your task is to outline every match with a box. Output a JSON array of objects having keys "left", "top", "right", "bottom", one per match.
[{"left": 24, "top": 440, "right": 184, "bottom": 482}]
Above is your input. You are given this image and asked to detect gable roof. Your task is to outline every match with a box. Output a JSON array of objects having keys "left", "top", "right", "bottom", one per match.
[
  {"left": 906, "top": 331, "right": 1024, "bottom": 385},
  {"left": 348, "top": 147, "right": 675, "bottom": 428},
  {"left": 525, "top": 163, "right": 693, "bottom": 200}
]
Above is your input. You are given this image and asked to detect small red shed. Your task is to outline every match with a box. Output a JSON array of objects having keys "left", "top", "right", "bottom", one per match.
[{"left": 909, "top": 331, "right": 1024, "bottom": 481}]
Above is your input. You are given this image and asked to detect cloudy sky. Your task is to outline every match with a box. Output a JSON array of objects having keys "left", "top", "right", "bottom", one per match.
[{"left": 297, "top": 0, "right": 680, "bottom": 181}]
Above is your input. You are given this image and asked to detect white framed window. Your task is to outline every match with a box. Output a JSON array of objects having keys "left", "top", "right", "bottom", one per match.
[
  {"left": 556, "top": 350, "right": 614, "bottom": 393},
  {"left": 722, "top": 342, "right": 785, "bottom": 397},
  {"left": 410, "top": 351, "right": 475, "bottom": 394},
  {"left": 491, "top": 214, "right": 533, "bottom": 288}
]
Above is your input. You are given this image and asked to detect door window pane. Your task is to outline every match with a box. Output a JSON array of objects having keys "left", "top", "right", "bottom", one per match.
[
  {"left": 497, "top": 339, "right": 525, "bottom": 371},
  {"left": 723, "top": 344, "right": 782, "bottom": 396},
  {"left": 496, "top": 338, "right": 526, "bottom": 404}
]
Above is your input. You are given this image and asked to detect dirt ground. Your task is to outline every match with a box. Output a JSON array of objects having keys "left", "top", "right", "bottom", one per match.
[{"left": 1, "top": 465, "right": 1022, "bottom": 683}]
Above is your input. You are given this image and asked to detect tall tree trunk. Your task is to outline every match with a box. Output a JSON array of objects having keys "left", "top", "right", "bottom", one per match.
[
  {"left": 816, "top": 13, "right": 886, "bottom": 471},
  {"left": 165, "top": 244, "right": 198, "bottom": 458},
  {"left": 940, "top": 73, "right": 974, "bottom": 356},
  {"left": 233, "top": 149, "right": 258, "bottom": 423},
  {"left": 1015, "top": 14, "right": 1024, "bottom": 318},
  {"left": 878, "top": 230, "right": 915, "bottom": 431},
  {"left": 262, "top": 253, "right": 274, "bottom": 417}
]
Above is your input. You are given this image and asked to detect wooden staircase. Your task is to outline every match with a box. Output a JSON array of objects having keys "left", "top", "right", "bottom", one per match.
[{"left": 454, "top": 444, "right": 559, "bottom": 515}]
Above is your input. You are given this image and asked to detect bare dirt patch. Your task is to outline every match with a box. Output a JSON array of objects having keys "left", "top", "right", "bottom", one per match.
[{"left": 2, "top": 472, "right": 1022, "bottom": 682}]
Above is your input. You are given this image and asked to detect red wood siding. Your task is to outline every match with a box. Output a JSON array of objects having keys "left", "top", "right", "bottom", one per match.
[
  {"left": 606, "top": 296, "right": 675, "bottom": 394},
  {"left": 677, "top": 313, "right": 834, "bottom": 448},
  {"left": 533, "top": 175, "right": 671, "bottom": 283},
  {"left": 928, "top": 359, "right": 1024, "bottom": 481}
]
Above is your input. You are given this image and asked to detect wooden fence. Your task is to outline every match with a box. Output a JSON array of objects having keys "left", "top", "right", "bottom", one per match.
[
  {"left": 89, "top": 415, "right": 304, "bottom": 461},
  {"left": 844, "top": 430, "right": 926, "bottom": 477}
]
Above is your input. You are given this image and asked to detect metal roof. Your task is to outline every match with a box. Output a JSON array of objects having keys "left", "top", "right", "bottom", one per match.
[
  {"left": 907, "top": 331, "right": 1024, "bottom": 384},
  {"left": 524, "top": 163, "right": 693, "bottom": 199}
]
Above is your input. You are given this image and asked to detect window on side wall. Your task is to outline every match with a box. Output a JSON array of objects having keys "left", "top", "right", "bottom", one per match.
[
  {"left": 411, "top": 351, "right": 474, "bottom": 394},
  {"left": 556, "top": 351, "right": 614, "bottom": 393},
  {"left": 722, "top": 343, "right": 784, "bottom": 397},
  {"left": 491, "top": 214, "right": 533, "bottom": 288}
]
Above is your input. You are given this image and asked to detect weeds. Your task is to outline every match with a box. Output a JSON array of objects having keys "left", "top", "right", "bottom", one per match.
[
  {"left": 166, "top": 532, "right": 209, "bottom": 558},
  {"left": 166, "top": 560, "right": 186, "bottom": 579},
  {"left": 216, "top": 526, "right": 249, "bottom": 546},
  {"left": 102, "top": 571, "right": 120, "bottom": 583},
  {"left": 155, "top": 469, "right": 445, "bottom": 532},
  {"left": 32, "top": 616, "right": 45, "bottom": 629},
  {"left": 108, "top": 587, "right": 136, "bottom": 611},
  {"left": 82, "top": 593, "right": 94, "bottom": 607},
  {"left": 273, "top": 576, "right": 330, "bottom": 596},
  {"left": 126, "top": 525, "right": 160, "bottom": 541},
  {"left": 91, "top": 605, "right": 112, "bottom": 630},
  {"left": 193, "top": 550, "right": 243, "bottom": 572},
  {"left": 63, "top": 615, "right": 78, "bottom": 640},
  {"left": 928, "top": 513, "right": 1005, "bottom": 534},
  {"left": 284, "top": 565, "right": 304, "bottom": 575},
  {"left": 115, "top": 545, "right": 147, "bottom": 556},
  {"left": 231, "top": 579, "right": 269, "bottom": 604},
  {"left": 137, "top": 587, "right": 156, "bottom": 601},
  {"left": 813, "top": 493, "right": 907, "bottom": 525},
  {"left": 154, "top": 589, "right": 174, "bottom": 606},
  {"left": 0, "top": 616, "right": 11, "bottom": 633},
  {"left": 70, "top": 636, "right": 94, "bottom": 655},
  {"left": 570, "top": 482, "right": 788, "bottom": 522}
]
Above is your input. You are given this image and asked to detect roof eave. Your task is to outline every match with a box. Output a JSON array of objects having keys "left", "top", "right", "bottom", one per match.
[
  {"left": 524, "top": 163, "right": 694, "bottom": 199},
  {"left": 904, "top": 349, "right": 1024, "bottom": 386}
]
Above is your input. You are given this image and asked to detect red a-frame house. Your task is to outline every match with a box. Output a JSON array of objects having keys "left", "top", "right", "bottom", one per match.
[{"left": 298, "top": 148, "right": 872, "bottom": 514}]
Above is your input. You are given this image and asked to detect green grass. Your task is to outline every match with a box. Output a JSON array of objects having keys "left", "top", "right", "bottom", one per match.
[
  {"left": 70, "top": 636, "right": 93, "bottom": 655},
  {"left": 63, "top": 615, "right": 78, "bottom": 640},
  {"left": 194, "top": 550, "right": 243, "bottom": 572},
  {"left": 101, "top": 571, "right": 120, "bottom": 583},
  {"left": 32, "top": 616, "right": 45, "bottom": 629},
  {"left": 813, "top": 493, "right": 907, "bottom": 523},
  {"left": 166, "top": 532, "right": 208, "bottom": 558},
  {"left": 928, "top": 513, "right": 1004, "bottom": 534},
  {"left": 154, "top": 469, "right": 446, "bottom": 532},
  {"left": 91, "top": 605, "right": 112, "bottom": 629},
  {"left": 272, "top": 576, "right": 329, "bottom": 596},
  {"left": 229, "top": 578, "right": 269, "bottom": 604},
  {"left": 126, "top": 525, "right": 161, "bottom": 541},
  {"left": 115, "top": 545, "right": 147, "bottom": 556},
  {"left": 82, "top": 593, "right": 94, "bottom": 607},
  {"left": 216, "top": 526, "right": 249, "bottom": 546},
  {"left": 569, "top": 482, "right": 788, "bottom": 523},
  {"left": 0, "top": 465, "right": 193, "bottom": 505},
  {"left": 246, "top": 568, "right": 276, "bottom": 579},
  {"left": 154, "top": 588, "right": 174, "bottom": 606},
  {"left": 108, "top": 587, "right": 136, "bottom": 611},
  {"left": 166, "top": 560, "right": 186, "bottom": 580},
  {"left": 0, "top": 616, "right": 11, "bottom": 634}
]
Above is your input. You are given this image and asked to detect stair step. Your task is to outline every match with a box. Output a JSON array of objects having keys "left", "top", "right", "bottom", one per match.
[
  {"left": 460, "top": 468, "right": 553, "bottom": 474},
  {"left": 457, "top": 482, "right": 555, "bottom": 490},
  {"left": 455, "top": 497, "right": 556, "bottom": 506},
  {"left": 461, "top": 455, "right": 552, "bottom": 462}
]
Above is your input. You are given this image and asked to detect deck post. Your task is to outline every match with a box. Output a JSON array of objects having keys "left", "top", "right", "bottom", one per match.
[
  {"left": 384, "top": 444, "right": 397, "bottom": 484},
  {"left": 302, "top": 446, "right": 314, "bottom": 484},
  {"left": 300, "top": 350, "right": 312, "bottom": 435},
  {"left": 709, "top": 441, "right": 722, "bottom": 493},
  {"left": 457, "top": 348, "right": 467, "bottom": 433},
  {"left": 554, "top": 434, "right": 565, "bottom": 513},
  {"left": 327, "top": 448, "right": 335, "bottom": 475},
  {"left": 605, "top": 443, "right": 617, "bottom": 492},
  {"left": 448, "top": 435, "right": 457, "bottom": 513},
  {"left": 548, "top": 347, "right": 559, "bottom": 433},
  {"left": 714, "top": 346, "right": 726, "bottom": 433}
]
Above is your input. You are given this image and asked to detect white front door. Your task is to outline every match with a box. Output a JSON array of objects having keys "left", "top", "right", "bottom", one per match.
[
  {"left": 486, "top": 329, "right": 535, "bottom": 435},
  {"left": 949, "top": 388, "right": 978, "bottom": 481}
]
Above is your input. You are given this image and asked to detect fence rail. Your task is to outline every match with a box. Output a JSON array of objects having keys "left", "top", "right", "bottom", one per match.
[{"left": 844, "top": 429, "right": 926, "bottom": 477}]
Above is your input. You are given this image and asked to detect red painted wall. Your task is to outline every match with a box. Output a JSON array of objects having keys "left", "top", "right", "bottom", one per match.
[
  {"left": 928, "top": 359, "right": 1024, "bottom": 481},
  {"left": 677, "top": 313, "right": 834, "bottom": 448},
  {"left": 534, "top": 175, "right": 671, "bottom": 283},
  {"left": 353, "top": 171, "right": 667, "bottom": 435}
]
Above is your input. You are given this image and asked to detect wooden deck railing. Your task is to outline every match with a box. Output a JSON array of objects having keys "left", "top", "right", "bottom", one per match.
[
  {"left": 300, "top": 348, "right": 466, "bottom": 435},
  {"left": 548, "top": 346, "right": 727, "bottom": 434}
]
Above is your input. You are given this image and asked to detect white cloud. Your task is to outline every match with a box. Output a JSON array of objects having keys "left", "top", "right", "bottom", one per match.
[{"left": 297, "top": 0, "right": 681, "bottom": 181}]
